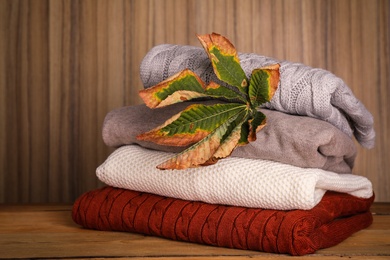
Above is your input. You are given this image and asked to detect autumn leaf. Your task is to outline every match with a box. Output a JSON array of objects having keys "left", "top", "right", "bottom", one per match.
[
  {"left": 248, "top": 64, "right": 280, "bottom": 107},
  {"left": 137, "top": 33, "right": 280, "bottom": 170},
  {"left": 156, "top": 107, "right": 246, "bottom": 169},
  {"left": 197, "top": 33, "right": 249, "bottom": 97},
  {"left": 137, "top": 103, "right": 247, "bottom": 147},
  {"left": 138, "top": 69, "right": 207, "bottom": 108}
]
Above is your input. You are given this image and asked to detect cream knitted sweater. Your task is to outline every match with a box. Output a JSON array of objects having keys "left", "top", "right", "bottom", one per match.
[{"left": 97, "top": 145, "right": 373, "bottom": 210}]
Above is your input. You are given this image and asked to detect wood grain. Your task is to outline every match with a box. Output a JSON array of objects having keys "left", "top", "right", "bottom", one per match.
[{"left": 0, "top": 0, "right": 389, "bottom": 203}]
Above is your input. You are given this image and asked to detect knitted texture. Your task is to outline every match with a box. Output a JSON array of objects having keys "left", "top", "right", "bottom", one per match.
[
  {"left": 140, "top": 44, "right": 375, "bottom": 149},
  {"left": 102, "top": 100, "right": 357, "bottom": 173},
  {"left": 96, "top": 145, "right": 373, "bottom": 210},
  {"left": 72, "top": 186, "right": 374, "bottom": 256}
]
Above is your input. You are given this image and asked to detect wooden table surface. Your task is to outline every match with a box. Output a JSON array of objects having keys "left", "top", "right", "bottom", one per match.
[{"left": 1, "top": 203, "right": 389, "bottom": 259}]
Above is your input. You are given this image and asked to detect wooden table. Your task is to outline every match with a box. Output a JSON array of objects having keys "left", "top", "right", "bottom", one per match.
[{"left": 1, "top": 203, "right": 389, "bottom": 259}]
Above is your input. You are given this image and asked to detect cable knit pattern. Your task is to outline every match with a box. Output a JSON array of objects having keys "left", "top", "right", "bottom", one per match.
[
  {"left": 140, "top": 44, "right": 375, "bottom": 149},
  {"left": 72, "top": 186, "right": 374, "bottom": 256},
  {"left": 96, "top": 145, "right": 373, "bottom": 210}
]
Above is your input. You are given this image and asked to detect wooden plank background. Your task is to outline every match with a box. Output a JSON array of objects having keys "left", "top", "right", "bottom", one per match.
[{"left": 0, "top": 0, "right": 389, "bottom": 203}]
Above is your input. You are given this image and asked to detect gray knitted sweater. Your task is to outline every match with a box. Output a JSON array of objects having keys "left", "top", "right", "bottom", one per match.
[{"left": 140, "top": 44, "right": 375, "bottom": 149}]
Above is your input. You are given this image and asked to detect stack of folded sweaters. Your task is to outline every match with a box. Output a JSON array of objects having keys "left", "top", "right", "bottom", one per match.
[{"left": 72, "top": 45, "right": 376, "bottom": 256}]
